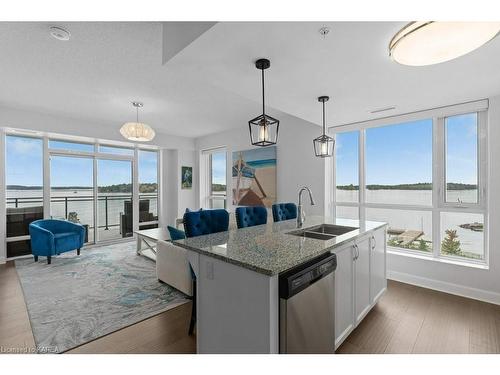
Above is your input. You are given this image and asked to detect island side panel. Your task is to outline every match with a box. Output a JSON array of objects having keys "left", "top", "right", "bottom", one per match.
[{"left": 188, "top": 251, "right": 279, "bottom": 354}]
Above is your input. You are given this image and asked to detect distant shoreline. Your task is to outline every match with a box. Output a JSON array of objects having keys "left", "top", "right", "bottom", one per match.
[{"left": 337, "top": 183, "right": 477, "bottom": 191}]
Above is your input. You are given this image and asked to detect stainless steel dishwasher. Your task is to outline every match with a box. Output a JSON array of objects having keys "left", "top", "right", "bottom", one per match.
[{"left": 279, "top": 252, "right": 337, "bottom": 354}]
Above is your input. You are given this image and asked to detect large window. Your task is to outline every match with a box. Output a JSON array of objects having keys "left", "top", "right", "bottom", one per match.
[
  {"left": 365, "top": 119, "right": 433, "bottom": 206},
  {"left": 138, "top": 149, "right": 159, "bottom": 228},
  {"left": 5, "top": 136, "right": 44, "bottom": 258},
  {"left": 445, "top": 113, "right": 478, "bottom": 204},
  {"left": 333, "top": 102, "right": 487, "bottom": 264},
  {"left": 201, "top": 148, "right": 227, "bottom": 209},
  {"left": 3, "top": 133, "right": 160, "bottom": 259},
  {"left": 335, "top": 131, "right": 359, "bottom": 203}
]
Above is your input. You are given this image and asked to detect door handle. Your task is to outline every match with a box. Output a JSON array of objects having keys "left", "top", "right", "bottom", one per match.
[{"left": 371, "top": 235, "right": 376, "bottom": 250}]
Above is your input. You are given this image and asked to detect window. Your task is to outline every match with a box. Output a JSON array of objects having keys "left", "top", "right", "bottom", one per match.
[
  {"left": 5, "top": 136, "right": 44, "bottom": 258},
  {"left": 49, "top": 139, "right": 94, "bottom": 153},
  {"left": 333, "top": 102, "right": 487, "bottom": 265},
  {"left": 98, "top": 145, "right": 135, "bottom": 156},
  {"left": 138, "top": 150, "right": 159, "bottom": 228},
  {"left": 335, "top": 131, "right": 359, "bottom": 203},
  {"left": 445, "top": 113, "right": 478, "bottom": 204},
  {"left": 4, "top": 132, "right": 161, "bottom": 258},
  {"left": 365, "top": 119, "right": 433, "bottom": 205},
  {"left": 201, "top": 148, "right": 227, "bottom": 209}
]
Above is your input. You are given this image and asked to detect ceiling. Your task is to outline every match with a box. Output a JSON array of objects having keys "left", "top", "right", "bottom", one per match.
[{"left": 1, "top": 21, "right": 500, "bottom": 139}]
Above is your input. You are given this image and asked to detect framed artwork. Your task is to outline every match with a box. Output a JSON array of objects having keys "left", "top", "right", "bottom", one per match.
[
  {"left": 181, "top": 166, "right": 192, "bottom": 189},
  {"left": 232, "top": 146, "right": 276, "bottom": 207}
]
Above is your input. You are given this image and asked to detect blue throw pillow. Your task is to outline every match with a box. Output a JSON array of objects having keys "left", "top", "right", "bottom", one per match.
[{"left": 167, "top": 225, "right": 186, "bottom": 241}]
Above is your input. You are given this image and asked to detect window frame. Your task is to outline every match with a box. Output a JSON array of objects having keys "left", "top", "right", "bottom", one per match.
[
  {"left": 200, "top": 147, "right": 227, "bottom": 209},
  {"left": 2, "top": 130, "right": 161, "bottom": 260},
  {"left": 330, "top": 100, "right": 489, "bottom": 267}
]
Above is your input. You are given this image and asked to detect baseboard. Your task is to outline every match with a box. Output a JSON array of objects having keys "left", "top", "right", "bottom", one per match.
[{"left": 387, "top": 270, "right": 500, "bottom": 306}]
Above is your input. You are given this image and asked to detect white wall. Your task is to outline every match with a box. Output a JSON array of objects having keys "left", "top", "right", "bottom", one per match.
[
  {"left": 195, "top": 112, "right": 325, "bottom": 215},
  {"left": 386, "top": 95, "right": 500, "bottom": 304},
  {"left": 0, "top": 104, "right": 195, "bottom": 151},
  {"left": 159, "top": 149, "right": 197, "bottom": 228}
]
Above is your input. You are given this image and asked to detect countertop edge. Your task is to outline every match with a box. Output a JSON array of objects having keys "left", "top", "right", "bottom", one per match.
[{"left": 173, "top": 222, "right": 387, "bottom": 276}]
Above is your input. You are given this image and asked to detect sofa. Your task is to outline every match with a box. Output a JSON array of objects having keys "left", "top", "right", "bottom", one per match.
[{"left": 156, "top": 240, "right": 193, "bottom": 296}]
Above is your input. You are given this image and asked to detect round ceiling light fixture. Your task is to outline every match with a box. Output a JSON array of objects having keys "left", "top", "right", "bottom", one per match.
[
  {"left": 389, "top": 22, "right": 500, "bottom": 66},
  {"left": 120, "top": 102, "right": 156, "bottom": 142},
  {"left": 49, "top": 26, "right": 71, "bottom": 41}
]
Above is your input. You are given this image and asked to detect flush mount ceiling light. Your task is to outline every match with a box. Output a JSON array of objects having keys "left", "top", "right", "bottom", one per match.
[
  {"left": 49, "top": 26, "right": 71, "bottom": 41},
  {"left": 313, "top": 96, "right": 335, "bottom": 158},
  {"left": 389, "top": 22, "right": 500, "bottom": 66},
  {"left": 120, "top": 102, "right": 156, "bottom": 142},
  {"left": 248, "top": 58, "right": 279, "bottom": 147}
]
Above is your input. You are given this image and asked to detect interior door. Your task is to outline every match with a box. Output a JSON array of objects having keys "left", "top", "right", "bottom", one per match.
[
  {"left": 334, "top": 244, "right": 355, "bottom": 349},
  {"left": 354, "top": 236, "right": 371, "bottom": 325},
  {"left": 370, "top": 229, "right": 387, "bottom": 303}
]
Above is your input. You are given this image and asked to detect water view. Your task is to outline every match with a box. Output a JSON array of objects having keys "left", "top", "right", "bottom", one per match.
[{"left": 336, "top": 188, "right": 484, "bottom": 259}]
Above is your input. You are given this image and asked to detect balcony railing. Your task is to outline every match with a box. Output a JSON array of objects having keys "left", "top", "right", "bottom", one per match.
[{"left": 6, "top": 193, "right": 158, "bottom": 234}]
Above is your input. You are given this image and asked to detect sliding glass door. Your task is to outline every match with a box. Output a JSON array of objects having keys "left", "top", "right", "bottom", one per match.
[
  {"left": 97, "top": 159, "right": 133, "bottom": 241},
  {"left": 50, "top": 155, "right": 95, "bottom": 243}
]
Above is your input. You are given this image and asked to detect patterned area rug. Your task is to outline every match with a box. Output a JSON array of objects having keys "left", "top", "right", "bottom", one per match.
[{"left": 15, "top": 241, "right": 188, "bottom": 353}]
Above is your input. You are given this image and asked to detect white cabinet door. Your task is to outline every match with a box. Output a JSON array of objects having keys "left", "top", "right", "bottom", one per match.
[
  {"left": 370, "top": 228, "right": 387, "bottom": 304},
  {"left": 334, "top": 244, "right": 355, "bottom": 349},
  {"left": 354, "top": 236, "right": 371, "bottom": 325}
]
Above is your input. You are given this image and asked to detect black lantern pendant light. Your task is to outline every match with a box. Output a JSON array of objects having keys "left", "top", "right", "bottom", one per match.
[
  {"left": 313, "top": 96, "right": 335, "bottom": 157},
  {"left": 248, "top": 58, "right": 279, "bottom": 147}
]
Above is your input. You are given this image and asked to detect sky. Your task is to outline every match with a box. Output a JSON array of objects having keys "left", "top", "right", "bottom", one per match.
[
  {"left": 211, "top": 151, "right": 227, "bottom": 185},
  {"left": 5, "top": 137, "right": 158, "bottom": 187},
  {"left": 5, "top": 114, "right": 478, "bottom": 189},
  {"left": 336, "top": 113, "right": 478, "bottom": 186}
]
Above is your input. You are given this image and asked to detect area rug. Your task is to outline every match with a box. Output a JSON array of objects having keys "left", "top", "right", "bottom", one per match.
[{"left": 15, "top": 241, "right": 189, "bottom": 353}]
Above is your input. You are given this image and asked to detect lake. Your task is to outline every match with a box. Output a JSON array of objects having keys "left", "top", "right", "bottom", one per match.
[
  {"left": 7, "top": 189, "right": 158, "bottom": 230},
  {"left": 336, "top": 189, "right": 484, "bottom": 258}
]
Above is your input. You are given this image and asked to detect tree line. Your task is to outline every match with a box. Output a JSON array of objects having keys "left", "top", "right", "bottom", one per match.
[{"left": 336, "top": 183, "right": 477, "bottom": 190}]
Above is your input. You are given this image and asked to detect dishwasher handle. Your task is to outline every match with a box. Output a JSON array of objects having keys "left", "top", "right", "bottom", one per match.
[{"left": 279, "top": 252, "right": 337, "bottom": 299}]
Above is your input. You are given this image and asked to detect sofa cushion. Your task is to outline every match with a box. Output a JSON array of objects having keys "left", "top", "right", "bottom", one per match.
[
  {"left": 167, "top": 225, "right": 186, "bottom": 241},
  {"left": 54, "top": 232, "right": 80, "bottom": 253}
]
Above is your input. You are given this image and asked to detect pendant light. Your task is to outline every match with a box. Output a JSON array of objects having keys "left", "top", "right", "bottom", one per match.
[
  {"left": 389, "top": 22, "right": 500, "bottom": 66},
  {"left": 313, "top": 96, "right": 334, "bottom": 158},
  {"left": 120, "top": 102, "right": 156, "bottom": 142},
  {"left": 248, "top": 58, "right": 279, "bottom": 147}
]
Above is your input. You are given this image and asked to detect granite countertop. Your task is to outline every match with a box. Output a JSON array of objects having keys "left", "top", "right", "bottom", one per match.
[{"left": 174, "top": 216, "right": 387, "bottom": 276}]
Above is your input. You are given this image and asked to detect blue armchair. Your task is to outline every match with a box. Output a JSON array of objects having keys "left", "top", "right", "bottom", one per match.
[
  {"left": 272, "top": 203, "right": 298, "bottom": 222},
  {"left": 29, "top": 219, "right": 86, "bottom": 264},
  {"left": 235, "top": 206, "right": 268, "bottom": 229}
]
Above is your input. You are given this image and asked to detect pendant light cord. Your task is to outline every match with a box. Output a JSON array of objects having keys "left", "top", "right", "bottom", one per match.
[
  {"left": 261, "top": 67, "right": 265, "bottom": 117},
  {"left": 322, "top": 100, "right": 326, "bottom": 136}
]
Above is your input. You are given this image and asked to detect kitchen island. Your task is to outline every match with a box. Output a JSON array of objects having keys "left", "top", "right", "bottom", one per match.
[{"left": 174, "top": 216, "right": 387, "bottom": 353}]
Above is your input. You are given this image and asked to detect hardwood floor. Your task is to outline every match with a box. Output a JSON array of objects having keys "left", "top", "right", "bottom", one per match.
[
  {"left": 2, "top": 260, "right": 500, "bottom": 354},
  {"left": 337, "top": 280, "right": 500, "bottom": 354},
  {"left": 0, "top": 262, "right": 36, "bottom": 353},
  {"left": 0, "top": 261, "right": 195, "bottom": 354}
]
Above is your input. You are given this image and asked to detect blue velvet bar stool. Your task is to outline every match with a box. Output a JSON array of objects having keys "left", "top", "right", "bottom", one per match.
[
  {"left": 183, "top": 209, "right": 229, "bottom": 238},
  {"left": 182, "top": 208, "right": 229, "bottom": 335},
  {"left": 272, "top": 203, "right": 298, "bottom": 222},
  {"left": 235, "top": 206, "right": 268, "bottom": 229}
]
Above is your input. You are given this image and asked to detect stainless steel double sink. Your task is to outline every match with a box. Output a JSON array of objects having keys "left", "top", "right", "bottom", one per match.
[{"left": 287, "top": 224, "right": 358, "bottom": 241}]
